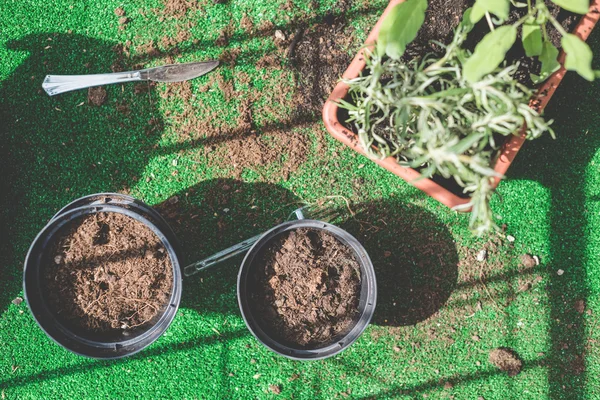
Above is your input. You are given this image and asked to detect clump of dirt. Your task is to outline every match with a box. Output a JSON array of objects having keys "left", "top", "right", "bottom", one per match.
[
  {"left": 162, "top": 0, "right": 198, "bottom": 18},
  {"left": 215, "top": 23, "right": 234, "bottom": 47},
  {"left": 114, "top": 7, "right": 126, "bottom": 16},
  {"left": 520, "top": 254, "right": 537, "bottom": 268},
  {"left": 240, "top": 14, "right": 254, "bottom": 34},
  {"left": 43, "top": 212, "right": 173, "bottom": 335},
  {"left": 489, "top": 347, "right": 523, "bottom": 376},
  {"left": 250, "top": 228, "right": 361, "bottom": 347},
  {"left": 88, "top": 86, "right": 107, "bottom": 106}
]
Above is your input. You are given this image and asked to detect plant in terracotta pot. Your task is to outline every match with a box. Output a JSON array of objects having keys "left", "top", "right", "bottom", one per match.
[{"left": 325, "top": 0, "right": 600, "bottom": 234}]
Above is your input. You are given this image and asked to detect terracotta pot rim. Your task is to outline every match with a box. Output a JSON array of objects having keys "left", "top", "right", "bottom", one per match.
[{"left": 323, "top": 0, "right": 600, "bottom": 211}]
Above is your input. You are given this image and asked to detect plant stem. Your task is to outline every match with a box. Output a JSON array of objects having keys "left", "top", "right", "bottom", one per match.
[
  {"left": 547, "top": 13, "right": 568, "bottom": 37},
  {"left": 485, "top": 11, "right": 495, "bottom": 31}
]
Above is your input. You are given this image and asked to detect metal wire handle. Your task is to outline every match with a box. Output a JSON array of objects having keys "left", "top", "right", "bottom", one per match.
[{"left": 183, "top": 206, "right": 336, "bottom": 277}]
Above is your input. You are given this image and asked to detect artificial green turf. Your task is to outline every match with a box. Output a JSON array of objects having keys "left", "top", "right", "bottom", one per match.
[{"left": 1, "top": 0, "right": 599, "bottom": 398}]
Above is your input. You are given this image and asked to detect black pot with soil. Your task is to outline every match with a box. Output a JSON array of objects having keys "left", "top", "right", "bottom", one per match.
[
  {"left": 238, "top": 219, "right": 377, "bottom": 360},
  {"left": 23, "top": 193, "right": 182, "bottom": 359}
]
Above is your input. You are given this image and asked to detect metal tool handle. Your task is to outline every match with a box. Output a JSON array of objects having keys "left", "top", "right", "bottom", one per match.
[
  {"left": 183, "top": 208, "right": 310, "bottom": 277},
  {"left": 184, "top": 233, "right": 264, "bottom": 277},
  {"left": 42, "top": 70, "right": 144, "bottom": 96}
]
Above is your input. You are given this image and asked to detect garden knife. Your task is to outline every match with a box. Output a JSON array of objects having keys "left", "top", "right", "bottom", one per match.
[{"left": 42, "top": 60, "right": 219, "bottom": 96}]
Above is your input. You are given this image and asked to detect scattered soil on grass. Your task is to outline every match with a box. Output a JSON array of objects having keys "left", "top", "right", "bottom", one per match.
[
  {"left": 114, "top": 7, "right": 126, "bottom": 17},
  {"left": 43, "top": 212, "right": 173, "bottom": 335},
  {"left": 489, "top": 347, "right": 523, "bottom": 376},
  {"left": 152, "top": 0, "right": 358, "bottom": 180},
  {"left": 162, "top": 0, "right": 198, "bottom": 18},
  {"left": 292, "top": 2, "right": 356, "bottom": 113},
  {"left": 87, "top": 86, "right": 107, "bottom": 106},
  {"left": 250, "top": 228, "right": 361, "bottom": 347}
]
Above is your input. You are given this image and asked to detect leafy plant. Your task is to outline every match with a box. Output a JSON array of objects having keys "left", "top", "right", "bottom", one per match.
[
  {"left": 339, "top": 0, "right": 597, "bottom": 234},
  {"left": 467, "top": 0, "right": 596, "bottom": 83}
]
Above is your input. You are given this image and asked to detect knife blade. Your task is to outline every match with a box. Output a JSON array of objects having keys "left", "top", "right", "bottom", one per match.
[
  {"left": 141, "top": 60, "right": 220, "bottom": 82},
  {"left": 42, "top": 60, "right": 220, "bottom": 96}
]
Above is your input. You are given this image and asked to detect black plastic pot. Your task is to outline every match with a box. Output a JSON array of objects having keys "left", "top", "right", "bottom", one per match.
[
  {"left": 238, "top": 219, "right": 377, "bottom": 360},
  {"left": 23, "top": 193, "right": 182, "bottom": 359}
]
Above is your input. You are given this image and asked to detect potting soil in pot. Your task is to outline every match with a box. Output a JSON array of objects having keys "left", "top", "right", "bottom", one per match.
[
  {"left": 251, "top": 228, "right": 361, "bottom": 347},
  {"left": 401, "top": 0, "right": 579, "bottom": 86},
  {"left": 43, "top": 212, "right": 173, "bottom": 336}
]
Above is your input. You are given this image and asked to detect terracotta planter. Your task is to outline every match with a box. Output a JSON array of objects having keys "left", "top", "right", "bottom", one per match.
[{"left": 323, "top": 0, "right": 600, "bottom": 210}]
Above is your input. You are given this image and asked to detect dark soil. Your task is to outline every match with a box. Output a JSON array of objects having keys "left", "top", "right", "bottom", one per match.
[
  {"left": 250, "top": 228, "right": 361, "bottom": 347},
  {"left": 292, "top": 0, "right": 356, "bottom": 114},
  {"left": 87, "top": 86, "right": 107, "bottom": 106},
  {"left": 489, "top": 347, "right": 523, "bottom": 376},
  {"left": 43, "top": 212, "right": 173, "bottom": 336}
]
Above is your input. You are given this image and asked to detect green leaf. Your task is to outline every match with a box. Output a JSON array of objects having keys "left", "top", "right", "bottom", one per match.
[
  {"left": 562, "top": 33, "right": 595, "bottom": 81},
  {"left": 464, "top": 25, "right": 518, "bottom": 83},
  {"left": 470, "top": 3, "right": 486, "bottom": 24},
  {"left": 474, "top": 0, "right": 510, "bottom": 20},
  {"left": 539, "top": 41, "right": 560, "bottom": 76},
  {"left": 522, "top": 23, "right": 543, "bottom": 57},
  {"left": 551, "top": 0, "right": 589, "bottom": 14},
  {"left": 377, "top": 0, "right": 428, "bottom": 60},
  {"left": 460, "top": 8, "right": 477, "bottom": 33}
]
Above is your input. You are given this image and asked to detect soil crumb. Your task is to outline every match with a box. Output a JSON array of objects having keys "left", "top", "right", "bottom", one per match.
[
  {"left": 489, "top": 347, "right": 523, "bottom": 376},
  {"left": 251, "top": 228, "right": 361, "bottom": 347},
  {"left": 87, "top": 86, "right": 107, "bottom": 106},
  {"left": 43, "top": 212, "right": 173, "bottom": 335}
]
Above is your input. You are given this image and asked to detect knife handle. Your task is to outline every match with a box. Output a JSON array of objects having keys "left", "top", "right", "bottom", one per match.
[{"left": 42, "top": 71, "right": 144, "bottom": 96}]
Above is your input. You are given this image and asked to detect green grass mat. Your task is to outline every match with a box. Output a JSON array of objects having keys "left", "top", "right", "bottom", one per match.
[{"left": 1, "top": 0, "right": 599, "bottom": 398}]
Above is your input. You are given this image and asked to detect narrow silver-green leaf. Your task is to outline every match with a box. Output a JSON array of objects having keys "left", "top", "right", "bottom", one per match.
[
  {"left": 464, "top": 25, "right": 518, "bottom": 83},
  {"left": 474, "top": 0, "right": 510, "bottom": 20},
  {"left": 562, "top": 33, "right": 595, "bottom": 81},
  {"left": 551, "top": 0, "right": 589, "bottom": 14},
  {"left": 461, "top": 7, "right": 477, "bottom": 33},
  {"left": 522, "top": 23, "right": 543, "bottom": 57},
  {"left": 377, "top": 0, "right": 428, "bottom": 59}
]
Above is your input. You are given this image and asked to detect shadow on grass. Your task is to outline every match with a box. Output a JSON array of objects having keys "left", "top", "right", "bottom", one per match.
[
  {"left": 0, "top": 329, "right": 248, "bottom": 390},
  {"left": 154, "top": 178, "right": 301, "bottom": 316},
  {"left": 339, "top": 199, "right": 459, "bottom": 327},
  {"left": 506, "top": 40, "right": 600, "bottom": 397},
  {"left": 0, "top": 33, "right": 167, "bottom": 314}
]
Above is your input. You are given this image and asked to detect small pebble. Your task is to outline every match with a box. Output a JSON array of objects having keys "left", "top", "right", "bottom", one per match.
[
  {"left": 557, "top": 269, "right": 564, "bottom": 276},
  {"left": 507, "top": 235, "right": 515, "bottom": 243},
  {"left": 12, "top": 297, "right": 23, "bottom": 306},
  {"left": 476, "top": 250, "right": 487, "bottom": 262},
  {"left": 54, "top": 255, "right": 63, "bottom": 264},
  {"left": 274, "top": 30, "right": 286, "bottom": 40}
]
